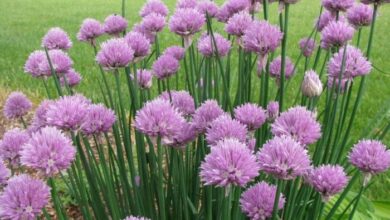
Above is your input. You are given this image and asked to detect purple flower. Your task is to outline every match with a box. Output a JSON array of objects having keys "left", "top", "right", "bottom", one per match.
[
  {"left": 306, "top": 165, "right": 348, "bottom": 201},
  {"left": 0, "top": 160, "right": 10, "bottom": 185},
  {"left": 234, "top": 103, "right": 266, "bottom": 131},
  {"left": 24, "top": 50, "right": 47, "bottom": 77},
  {"left": 349, "top": 140, "right": 390, "bottom": 175},
  {"left": 163, "top": 46, "right": 185, "bottom": 60},
  {"left": 41, "top": 27, "right": 72, "bottom": 50},
  {"left": 80, "top": 104, "right": 116, "bottom": 136},
  {"left": 0, "top": 128, "right": 29, "bottom": 166},
  {"left": 225, "top": 11, "right": 253, "bottom": 37},
  {"left": 160, "top": 90, "right": 195, "bottom": 116},
  {"left": 240, "top": 181, "right": 286, "bottom": 220},
  {"left": 271, "top": 106, "right": 321, "bottom": 145},
  {"left": 347, "top": 4, "right": 373, "bottom": 28},
  {"left": 269, "top": 56, "right": 295, "bottom": 81},
  {"left": 21, "top": 126, "right": 76, "bottom": 176},
  {"left": 142, "top": 13, "right": 166, "bottom": 33},
  {"left": 60, "top": 69, "right": 82, "bottom": 87},
  {"left": 96, "top": 38, "right": 134, "bottom": 70},
  {"left": 301, "top": 70, "right": 323, "bottom": 97},
  {"left": 243, "top": 21, "right": 283, "bottom": 57},
  {"left": 134, "top": 98, "right": 186, "bottom": 140},
  {"left": 46, "top": 95, "right": 90, "bottom": 130},
  {"left": 165, "top": 122, "right": 198, "bottom": 148},
  {"left": 192, "top": 100, "right": 224, "bottom": 133},
  {"left": 321, "top": 21, "right": 354, "bottom": 49},
  {"left": 133, "top": 23, "right": 156, "bottom": 43},
  {"left": 328, "top": 45, "right": 372, "bottom": 80},
  {"left": 299, "top": 38, "right": 316, "bottom": 57},
  {"left": 28, "top": 100, "right": 54, "bottom": 134},
  {"left": 103, "top": 14, "right": 128, "bottom": 36},
  {"left": 0, "top": 174, "right": 50, "bottom": 220},
  {"left": 322, "top": 0, "right": 354, "bottom": 13},
  {"left": 316, "top": 11, "right": 336, "bottom": 32},
  {"left": 200, "top": 138, "right": 259, "bottom": 187},
  {"left": 257, "top": 136, "right": 311, "bottom": 180},
  {"left": 3, "top": 92, "right": 32, "bottom": 120},
  {"left": 197, "top": 33, "right": 231, "bottom": 57},
  {"left": 177, "top": 0, "right": 198, "bottom": 9},
  {"left": 140, "top": 0, "right": 169, "bottom": 17},
  {"left": 226, "top": 0, "right": 250, "bottom": 15},
  {"left": 123, "top": 216, "right": 150, "bottom": 220},
  {"left": 77, "top": 18, "right": 104, "bottom": 44},
  {"left": 327, "top": 77, "right": 349, "bottom": 92},
  {"left": 169, "top": 8, "right": 206, "bottom": 37},
  {"left": 39, "top": 49, "right": 73, "bottom": 75},
  {"left": 196, "top": 0, "right": 219, "bottom": 17},
  {"left": 124, "top": 31, "right": 151, "bottom": 60},
  {"left": 216, "top": 4, "right": 231, "bottom": 23},
  {"left": 136, "top": 69, "right": 153, "bottom": 89},
  {"left": 206, "top": 114, "right": 248, "bottom": 145},
  {"left": 152, "top": 55, "right": 180, "bottom": 79},
  {"left": 266, "top": 101, "right": 279, "bottom": 122}
]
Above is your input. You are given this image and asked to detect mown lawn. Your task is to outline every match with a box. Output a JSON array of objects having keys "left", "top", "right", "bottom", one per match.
[{"left": 0, "top": 0, "right": 389, "bottom": 200}]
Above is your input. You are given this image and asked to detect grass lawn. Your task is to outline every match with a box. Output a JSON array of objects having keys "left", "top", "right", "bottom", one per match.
[{"left": 0, "top": 0, "right": 389, "bottom": 201}]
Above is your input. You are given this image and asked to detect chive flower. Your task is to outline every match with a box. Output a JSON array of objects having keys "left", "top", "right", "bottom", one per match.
[
  {"left": 206, "top": 114, "right": 248, "bottom": 145},
  {"left": 0, "top": 128, "right": 29, "bottom": 166},
  {"left": 3, "top": 92, "right": 32, "bottom": 120},
  {"left": 41, "top": 27, "right": 72, "bottom": 50}
]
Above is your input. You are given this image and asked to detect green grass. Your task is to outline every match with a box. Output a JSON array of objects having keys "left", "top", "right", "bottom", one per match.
[{"left": 0, "top": 0, "right": 389, "bottom": 200}]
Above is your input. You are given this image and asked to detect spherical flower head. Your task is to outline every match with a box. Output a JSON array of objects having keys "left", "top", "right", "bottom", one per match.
[
  {"left": 225, "top": 11, "right": 253, "bottom": 37},
  {"left": 197, "top": 33, "right": 231, "bottom": 57},
  {"left": 266, "top": 101, "right": 279, "bottom": 122},
  {"left": 349, "top": 140, "right": 390, "bottom": 175},
  {"left": 136, "top": 69, "right": 153, "bottom": 89},
  {"left": 60, "top": 69, "right": 82, "bottom": 87},
  {"left": 24, "top": 50, "right": 47, "bottom": 77},
  {"left": 269, "top": 56, "right": 295, "bottom": 80},
  {"left": 142, "top": 13, "right": 166, "bottom": 33},
  {"left": 28, "top": 100, "right": 54, "bottom": 134},
  {"left": 196, "top": 0, "right": 219, "bottom": 17},
  {"left": 0, "top": 174, "right": 50, "bottom": 220},
  {"left": 21, "top": 126, "right": 76, "bottom": 176},
  {"left": 299, "top": 37, "right": 316, "bottom": 57},
  {"left": 81, "top": 104, "right": 116, "bottom": 136},
  {"left": 226, "top": 0, "right": 250, "bottom": 15},
  {"left": 200, "top": 138, "right": 260, "bottom": 187},
  {"left": 4, "top": 92, "right": 32, "bottom": 120},
  {"left": 322, "top": 0, "right": 354, "bottom": 13},
  {"left": 347, "top": 4, "right": 373, "bottom": 27},
  {"left": 0, "top": 128, "right": 29, "bottom": 166},
  {"left": 41, "top": 27, "right": 72, "bottom": 50},
  {"left": 216, "top": 4, "right": 231, "bottom": 23},
  {"left": 206, "top": 114, "right": 248, "bottom": 145},
  {"left": 160, "top": 90, "right": 195, "bottom": 116},
  {"left": 169, "top": 8, "right": 206, "bottom": 36},
  {"left": 192, "top": 100, "right": 225, "bottom": 133},
  {"left": 132, "top": 23, "right": 156, "bottom": 43},
  {"left": 39, "top": 49, "right": 73, "bottom": 75},
  {"left": 46, "top": 94, "right": 91, "bottom": 130},
  {"left": 77, "top": 18, "right": 104, "bottom": 43},
  {"left": 123, "top": 215, "right": 151, "bottom": 220},
  {"left": 306, "top": 165, "right": 348, "bottom": 201},
  {"left": 124, "top": 31, "right": 151, "bottom": 60},
  {"left": 328, "top": 45, "right": 371, "bottom": 80},
  {"left": 166, "top": 122, "right": 198, "bottom": 148},
  {"left": 243, "top": 21, "right": 283, "bottom": 55},
  {"left": 271, "top": 106, "right": 321, "bottom": 145},
  {"left": 321, "top": 21, "right": 354, "bottom": 49},
  {"left": 177, "top": 0, "right": 198, "bottom": 9},
  {"left": 257, "top": 136, "right": 311, "bottom": 180},
  {"left": 163, "top": 46, "right": 185, "bottom": 60},
  {"left": 134, "top": 98, "right": 186, "bottom": 140},
  {"left": 240, "top": 181, "right": 286, "bottom": 220},
  {"left": 234, "top": 103, "right": 266, "bottom": 131},
  {"left": 152, "top": 55, "right": 180, "bottom": 79},
  {"left": 96, "top": 38, "right": 134, "bottom": 70},
  {"left": 0, "top": 160, "right": 10, "bottom": 185},
  {"left": 301, "top": 70, "right": 323, "bottom": 97},
  {"left": 103, "top": 14, "right": 128, "bottom": 36},
  {"left": 140, "top": 0, "right": 169, "bottom": 17},
  {"left": 316, "top": 11, "right": 336, "bottom": 32}
]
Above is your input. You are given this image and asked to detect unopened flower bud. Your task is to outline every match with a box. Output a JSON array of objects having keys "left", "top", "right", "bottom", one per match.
[{"left": 301, "top": 70, "right": 323, "bottom": 97}]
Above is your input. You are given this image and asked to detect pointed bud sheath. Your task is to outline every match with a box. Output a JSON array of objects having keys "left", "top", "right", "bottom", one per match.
[{"left": 301, "top": 70, "right": 323, "bottom": 97}]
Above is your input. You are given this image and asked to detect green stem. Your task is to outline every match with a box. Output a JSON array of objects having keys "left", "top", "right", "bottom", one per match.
[
  {"left": 157, "top": 136, "right": 167, "bottom": 220},
  {"left": 348, "top": 185, "right": 365, "bottom": 220},
  {"left": 271, "top": 180, "right": 283, "bottom": 220},
  {"left": 279, "top": 4, "right": 289, "bottom": 112}
]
